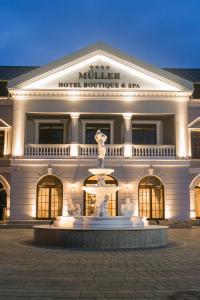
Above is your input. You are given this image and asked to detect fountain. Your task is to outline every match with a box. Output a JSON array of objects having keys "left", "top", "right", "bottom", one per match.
[{"left": 34, "top": 130, "right": 168, "bottom": 249}]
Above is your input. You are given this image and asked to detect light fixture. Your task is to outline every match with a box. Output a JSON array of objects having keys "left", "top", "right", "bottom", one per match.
[
  {"left": 148, "top": 165, "right": 154, "bottom": 176},
  {"left": 47, "top": 165, "right": 53, "bottom": 175}
]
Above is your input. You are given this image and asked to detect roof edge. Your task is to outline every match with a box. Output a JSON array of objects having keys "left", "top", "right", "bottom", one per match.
[{"left": 7, "top": 42, "right": 193, "bottom": 90}]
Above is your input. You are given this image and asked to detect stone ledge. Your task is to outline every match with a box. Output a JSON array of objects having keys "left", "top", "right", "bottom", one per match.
[
  {"left": 149, "top": 220, "right": 192, "bottom": 228},
  {"left": 33, "top": 225, "right": 168, "bottom": 249}
]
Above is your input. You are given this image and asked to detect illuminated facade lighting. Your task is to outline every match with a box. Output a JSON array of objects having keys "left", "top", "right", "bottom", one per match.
[{"left": 0, "top": 42, "right": 199, "bottom": 224}]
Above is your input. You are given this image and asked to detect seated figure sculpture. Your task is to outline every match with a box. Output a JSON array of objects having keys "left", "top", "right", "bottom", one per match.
[
  {"left": 73, "top": 203, "right": 81, "bottom": 217},
  {"left": 67, "top": 198, "right": 81, "bottom": 216},
  {"left": 121, "top": 198, "right": 134, "bottom": 217}
]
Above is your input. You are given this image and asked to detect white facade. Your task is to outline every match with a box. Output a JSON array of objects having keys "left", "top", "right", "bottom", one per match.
[{"left": 1, "top": 42, "right": 200, "bottom": 222}]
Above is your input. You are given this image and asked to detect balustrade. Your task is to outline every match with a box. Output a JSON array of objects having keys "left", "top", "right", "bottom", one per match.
[{"left": 24, "top": 144, "right": 175, "bottom": 159}]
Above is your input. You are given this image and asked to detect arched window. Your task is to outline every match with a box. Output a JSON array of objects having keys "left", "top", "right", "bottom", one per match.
[
  {"left": 37, "top": 175, "right": 63, "bottom": 219},
  {"left": 0, "top": 182, "right": 7, "bottom": 220},
  {"left": 84, "top": 175, "right": 118, "bottom": 216},
  {"left": 138, "top": 176, "right": 164, "bottom": 220},
  {"left": 194, "top": 182, "right": 200, "bottom": 218}
]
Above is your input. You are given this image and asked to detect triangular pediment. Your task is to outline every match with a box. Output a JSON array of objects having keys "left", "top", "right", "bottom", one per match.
[
  {"left": 0, "top": 118, "right": 10, "bottom": 128},
  {"left": 8, "top": 42, "right": 193, "bottom": 92}
]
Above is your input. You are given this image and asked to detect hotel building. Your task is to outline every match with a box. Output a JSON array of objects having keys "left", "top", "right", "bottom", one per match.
[{"left": 0, "top": 43, "right": 200, "bottom": 223}]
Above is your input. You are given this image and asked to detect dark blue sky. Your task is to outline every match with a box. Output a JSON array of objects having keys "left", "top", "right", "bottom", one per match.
[{"left": 0, "top": 0, "right": 200, "bottom": 67}]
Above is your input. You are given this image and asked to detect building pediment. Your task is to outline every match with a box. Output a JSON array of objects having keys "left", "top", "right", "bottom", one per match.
[{"left": 8, "top": 42, "right": 193, "bottom": 93}]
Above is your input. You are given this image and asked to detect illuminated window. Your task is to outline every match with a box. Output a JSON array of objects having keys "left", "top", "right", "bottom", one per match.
[
  {"left": 0, "top": 182, "right": 7, "bottom": 220},
  {"left": 84, "top": 175, "right": 118, "bottom": 216},
  {"left": 37, "top": 175, "right": 63, "bottom": 219},
  {"left": 138, "top": 176, "right": 164, "bottom": 219},
  {"left": 194, "top": 184, "right": 200, "bottom": 218},
  {"left": 0, "top": 131, "right": 4, "bottom": 157}
]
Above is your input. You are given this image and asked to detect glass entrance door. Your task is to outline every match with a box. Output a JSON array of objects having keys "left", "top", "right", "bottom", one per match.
[
  {"left": 138, "top": 176, "right": 164, "bottom": 220},
  {"left": 194, "top": 187, "right": 200, "bottom": 218},
  {"left": 37, "top": 176, "right": 63, "bottom": 219},
  {"left": 0, "top": 183, "right": 7, "bottom": 220}
]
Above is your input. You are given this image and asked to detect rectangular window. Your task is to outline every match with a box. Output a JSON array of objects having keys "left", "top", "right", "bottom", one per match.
[
  {"left": 39, "top": 124, "right": 64, "bottom": 144},
  {"left": 132, "top": 124, "right": 156, "bottom": 145},
  {"left": 0, "top": 131, "right": 4, "bottom": 157},
  {"left": 85, "top": 123, "right": 111, "bottom": 144},
  {"left": 191, "top": 131, "right": 200, "bottom": 158}
]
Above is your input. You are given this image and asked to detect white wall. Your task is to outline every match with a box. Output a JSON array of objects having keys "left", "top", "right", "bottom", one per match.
[{"left": 10, "top": 161, "right": 190, "bottom": 221}]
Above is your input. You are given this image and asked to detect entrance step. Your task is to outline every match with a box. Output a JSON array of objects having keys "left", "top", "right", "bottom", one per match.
[
  {"left": 191, "top": 219, "right": 200, "bottom": 226},
  {"left": 0, "top": 220, "right": 51, "bottom": 228}
]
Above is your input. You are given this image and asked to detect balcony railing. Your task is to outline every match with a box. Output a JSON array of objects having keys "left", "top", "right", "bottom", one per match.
[
  {"left": 24, "top": 144, "right": 70, "bottom": 158},
  {"left": 133, "top": 145, "right": 176, "bottom": 158},
  {"left": 79, "top": 144, "right": 123, "bottom": 158},
  {"left": 24, "top": 144, "right": 176, "bottom": 159}
]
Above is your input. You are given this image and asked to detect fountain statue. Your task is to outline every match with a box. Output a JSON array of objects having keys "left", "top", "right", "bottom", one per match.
[
  {"left": 73, "top": 130, "right": 145, "bottom": 228},
  {"left": 34, "top": 130, "right": 168, "bottom": 249},
  {"left": 99, "top": 194, "right": 109, "bottom": 217},
  {"left": 54, "top": 130, "right": 146, "bottom": 229},
  {"left": 121, "top": 198, "right": 135, "bottom": 217},
  {"left": 55, "top": 130, "right": 145, "bottom": 229},
  {"left": 95, "top": 130, "right": 107, "bottom": 168}
]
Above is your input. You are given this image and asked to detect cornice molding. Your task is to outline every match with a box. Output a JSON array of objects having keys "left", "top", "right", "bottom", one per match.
[
  {"left": 9, "top": 89, "right": 191, "bottom": 101},
  {"left": 0, "top": 97, "right": 13, "bottom": 105}
]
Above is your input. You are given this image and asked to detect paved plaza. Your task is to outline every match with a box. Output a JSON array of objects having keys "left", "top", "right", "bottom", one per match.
[{"left": 0, "top": 228, "right": 200, "bottom": 299}]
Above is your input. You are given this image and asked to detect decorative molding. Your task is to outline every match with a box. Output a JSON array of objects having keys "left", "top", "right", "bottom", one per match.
[
  {"left": 189, "top": 168, "right": 200, "bottom": 174},
  {"left": 188, "top": 117, "right": 200, "bottom": 128},
  {"left": 9, "top": 89, "right": 191, "bottom": 101},
  {"left": 7, "top": 44, "right": 193, "bottom": 91},
  {"left": 0, "top": 97, "right": 13, "bottom": 105}
]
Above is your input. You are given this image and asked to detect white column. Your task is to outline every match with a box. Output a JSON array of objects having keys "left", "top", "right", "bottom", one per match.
[
  {"left": 123, "top": 113, "right": 133, "bottom": 158},
  {"left": 175, "top": 102, "right": 188, "bottom": 158},
  {"left": 70, "top": 113, "right": 80, "bottom": 157},
  {"left": 12, "top": 100, "right": 26, "bottom": 157},
  {"left": 188, "top": 129, "right": 192, "bottom": 157}
]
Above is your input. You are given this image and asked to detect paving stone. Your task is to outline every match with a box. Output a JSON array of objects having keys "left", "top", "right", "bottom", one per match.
[{"left": 0, "top": 228, "right": 200, "bottom": 299}]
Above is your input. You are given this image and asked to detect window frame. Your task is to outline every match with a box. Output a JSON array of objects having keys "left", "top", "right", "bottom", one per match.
[
  {"left": 132, "top": 120, "right": 163, "bottom": 145},
  {"left": 138, "top": 176, "right": 165, "bottom": 220},
  {"left": 0, "top": 119, "right": 11, "bottom": 157},
  {"left": 36, "top": 175, "right": 63, "bottom": 220},
  {"left": 34, "top": 119, "right": 67, "bottom": 144},
  {"left": 81, "top": 119, "right": 114, "bottom": 144},
  {"left": 188, "top": 128, "right": 200, "bottom": 159}
]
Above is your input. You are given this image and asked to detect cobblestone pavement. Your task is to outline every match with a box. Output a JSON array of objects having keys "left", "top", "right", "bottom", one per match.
[{"left": 0, "top": 228, "right": 200, "bottom": 300}]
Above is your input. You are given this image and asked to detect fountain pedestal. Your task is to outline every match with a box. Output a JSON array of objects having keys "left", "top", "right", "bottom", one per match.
[{"left": 33, "top": 130, "right": 168, "bottom": 249}]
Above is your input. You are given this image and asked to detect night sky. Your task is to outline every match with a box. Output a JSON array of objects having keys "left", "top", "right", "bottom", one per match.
[{"left": 0, "top": 0, "right": 200, "bottom": 67}]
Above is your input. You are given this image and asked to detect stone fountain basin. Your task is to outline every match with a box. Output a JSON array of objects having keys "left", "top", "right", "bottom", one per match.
[
  {"left": 33, "top": 225, "right": 169, "bottom": 249},
  {"left": 82, "top": 186, "right": 121, "bottom": 193},
  {"left": 73, "top": 215, "right": 144, "bottom": 229},
  {"left": 88, "top": 168, "right": 114, "bottom": 176}
]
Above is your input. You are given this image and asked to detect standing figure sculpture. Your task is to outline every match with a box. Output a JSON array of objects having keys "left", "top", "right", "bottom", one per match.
[
  {"left": 95, "top": 130, "right": 107, "bottom": 168},
  {"left": 99, "top": 194, "right": 109, "bottom": 217}
]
